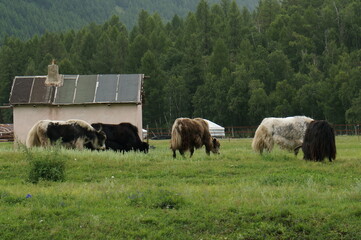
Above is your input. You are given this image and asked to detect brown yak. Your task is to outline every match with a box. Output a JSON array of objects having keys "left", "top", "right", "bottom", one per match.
[{"left": 170, "top": 118, "right": 220, "bottom": 158}]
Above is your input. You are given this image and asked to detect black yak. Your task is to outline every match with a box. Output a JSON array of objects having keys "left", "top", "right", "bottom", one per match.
[
  {"left": 90, "top": 122, "right": 149, "bottom": 153},
  {"left": 298, "top": 120, "right": 336, "bottom": 162}
]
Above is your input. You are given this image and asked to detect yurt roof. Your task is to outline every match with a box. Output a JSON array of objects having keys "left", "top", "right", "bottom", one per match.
[
  {"left": 204, "top": 119, "right": 225, "bottom": 130},
  {"left": 204, "top": 119, "right": 225, "bottom": 137}
]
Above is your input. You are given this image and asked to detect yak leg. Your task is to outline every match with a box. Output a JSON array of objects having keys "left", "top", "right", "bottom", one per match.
[
  {"left": 205, "top": 145, "right": 211, "bottom": 155},
  {"left": 205, "top": 149, "right": 210, "bottom": 156},
  {"left": 179, "top": 149, "right": 185, "bottom": 157},
  {"left": 74, "top": 139, "right": 85, "bottom": 150},
  {"left": 172, "top": 150, "right": 176, "bottom": 158},
  {"left": 190, "top": 148, "right": 195, "bottom": 157},
  {"left": 39, "top": 136, "right": 51, "bottom": 148},
  {"left": 294, "top": 145, "right": 302, "bottom": 156}
]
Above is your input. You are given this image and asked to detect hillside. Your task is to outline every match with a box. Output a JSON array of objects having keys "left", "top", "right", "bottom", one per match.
[
  {"left": 0, "top": 0, "right": 258, "bottom": 40},
  {"left": 1, "top": 0, "right": 360, "bottom": 126}
]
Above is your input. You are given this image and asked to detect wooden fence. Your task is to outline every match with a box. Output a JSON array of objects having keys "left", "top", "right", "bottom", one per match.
[
  {"left": 1, "top": 124, "right": 360, "bottom": 142},
  {"left": 145, "top": 124, "right": 361, "bottom": 139}
]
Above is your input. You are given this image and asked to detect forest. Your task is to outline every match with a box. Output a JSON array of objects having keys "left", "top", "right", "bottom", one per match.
[
  {"left": 0, "top": 0, "right": 257, "bottom": 40},
  {"left": 0, "top": 0, "right": 361, "bottom": 128}
]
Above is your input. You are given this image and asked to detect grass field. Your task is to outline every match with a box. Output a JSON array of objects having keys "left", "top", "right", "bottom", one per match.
[{"left": 1, "top": 136, "right": 361, "bottom": 239}]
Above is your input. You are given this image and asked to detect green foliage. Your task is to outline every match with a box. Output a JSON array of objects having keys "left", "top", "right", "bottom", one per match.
[
  {"left": 248, "top": 82, "right": 270, "bottom": 124},
  {"left": 1, "top": 0, "right": 361, "bottom": 127},
  {"left": 208, "top": 39, "right": 229, "bottom": 76},
  {"left": 0, "top": 0, "right": 258, "bottom": 40},
  {"left": 25, "top": 147, "right": 66, "bottom": 184},
  {"left": 163, "top": 75, "right": 191, "bottom": 120},
  {"left": 28, "top": 158, "right": 65, "bottom": 184},
  {"left": 346, "top": 90, "right": 361, "bottom": 123}
]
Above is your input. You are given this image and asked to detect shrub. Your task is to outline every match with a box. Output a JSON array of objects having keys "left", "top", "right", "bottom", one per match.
[
  {"left": 28, "top": 158, "right": 65, "bottom": 183},
  {"left": 24, "top": 146, "right": 66, "bottom": 183}
]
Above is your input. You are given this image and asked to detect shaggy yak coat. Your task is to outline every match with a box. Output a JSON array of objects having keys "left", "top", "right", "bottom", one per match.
[
  {"left": 26, "top": 119, "right": 106, "bottom": 150},
  {"left": 170, "top": 118, "right": 220, "bottom": 158},
  {"left": 301, "top": 120, "right": 336, "bottom": 162},
  {"left": 252, "top": 116, "right": 314, "bottom": 154}
]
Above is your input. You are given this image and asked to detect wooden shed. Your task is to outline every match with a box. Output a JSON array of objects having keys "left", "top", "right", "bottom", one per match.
[{"left": 9, "top": 64, "right": 144, "bottom": 144}]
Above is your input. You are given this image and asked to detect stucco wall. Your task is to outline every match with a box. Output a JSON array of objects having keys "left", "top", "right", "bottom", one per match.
[{"left": 13, "top": 104, "right": 142, "bottom": 144}]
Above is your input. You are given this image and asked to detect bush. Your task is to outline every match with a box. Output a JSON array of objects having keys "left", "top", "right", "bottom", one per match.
[
  {"left": 24, "top": 146, "right": 66, "bottom": 183},
  {"left": 28, "top": 158, "right": 65, "bottom": 183}
]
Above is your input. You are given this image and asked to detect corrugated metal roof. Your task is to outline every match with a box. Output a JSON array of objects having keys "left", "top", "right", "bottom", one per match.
[
  {"left": 30, "top": 77, "right": 55, "bottom": 104},
  {"left": 95, "top": 75, "right": 119, "bottom": 102},
  {"left": 54, "top": 76, "right": 76, "bottom": 104},
  {"left": 9, "top": 77, "right": 37, "bottom": 104},
  {"left": 73, "top": 75, "right": 97, "bottom": 104},
  {"left": 9, "top": 74, "right": 143, "bottom": 105},
  {"left": 117, "top": 74, "right": 141, "bottom": 102}
]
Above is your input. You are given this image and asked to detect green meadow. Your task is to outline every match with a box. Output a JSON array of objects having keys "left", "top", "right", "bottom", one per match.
[{"left": 1, "top": 136, "right": 361, "bottom": 239}]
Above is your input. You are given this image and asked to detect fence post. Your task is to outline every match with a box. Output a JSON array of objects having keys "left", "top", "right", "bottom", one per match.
[{"left": 346, "top": 124, "right": 348, "bottom": 135}]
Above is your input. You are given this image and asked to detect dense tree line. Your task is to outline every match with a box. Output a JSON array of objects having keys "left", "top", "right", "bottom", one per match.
[
  {"left": 0, "top": 0, "right": 257, "bottom": 40},
  {"left": 1, "top": 0, "right": 361, "bottom": 127}
]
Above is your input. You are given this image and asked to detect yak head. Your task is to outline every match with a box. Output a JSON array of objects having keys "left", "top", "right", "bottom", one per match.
[{"left": 211, "top": 138, "right": 221, "bottom": 154}]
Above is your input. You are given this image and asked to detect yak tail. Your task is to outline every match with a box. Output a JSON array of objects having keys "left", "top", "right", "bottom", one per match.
[
  {"left": 26, "top": 122, "right": 41, "bottom": 148},
  {"left": 251, "top": 125, "right": 274, "bottom": 154},
  {"left": 170, "top": 120, "right": 182, "bottom": 150}
]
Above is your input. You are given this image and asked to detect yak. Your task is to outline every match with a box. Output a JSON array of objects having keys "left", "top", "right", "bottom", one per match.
[
  {"left": 26, "top": 119, "right": 106, "bottom": 150},
  {"left": 297, "top": 120, "right": 336, "bottom": 162},
  {"left": 252, "top": 116, "right": 314, "bottom": 154},
  {"left": 170, "top": 118, "right": 220, "bottom": 158},
  {"left": 90, "top": 122, "right": 149, "bottom": 153}
]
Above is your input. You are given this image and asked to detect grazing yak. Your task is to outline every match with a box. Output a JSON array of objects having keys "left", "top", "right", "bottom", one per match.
[
  {"left": 297, "top": 120, "right": 336, "bottom": 162},
  {"left": 252, "top": 116, "right": 314, "bottom": 154},
  {"left": 90, "top": 122, "right": 149, "bottom": 153},
  {"left": 170, "top": 118, "right": 220, "bottom": 158},
  {"left": 26, "top": 119, "right": 106, "bottom": 150}
]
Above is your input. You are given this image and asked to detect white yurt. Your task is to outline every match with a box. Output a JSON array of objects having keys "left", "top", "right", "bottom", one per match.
[
  {"left": 142, "top": 129, "right": 148, "bottom": 139},
  {"left": 204, "top": 119, "right": 225, "bottom": 138}
]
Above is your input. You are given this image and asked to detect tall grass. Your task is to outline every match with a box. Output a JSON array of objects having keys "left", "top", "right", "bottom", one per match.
[{"left": 0, "top": 136, "right": 361, "bottom": 239}]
